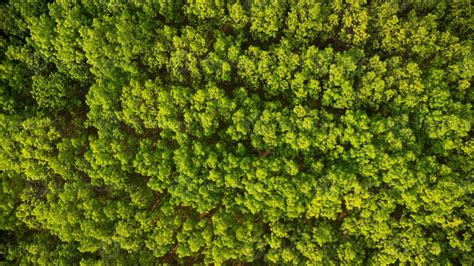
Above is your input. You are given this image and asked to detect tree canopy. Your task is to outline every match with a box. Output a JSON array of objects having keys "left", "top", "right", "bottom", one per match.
[{"left": 0, "top": 0, "right": 472, "bottom": 264}]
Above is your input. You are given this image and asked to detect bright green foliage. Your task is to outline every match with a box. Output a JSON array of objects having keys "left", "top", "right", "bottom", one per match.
[{"left": 1, "top": 0, "right": 473, "bottom": 264}]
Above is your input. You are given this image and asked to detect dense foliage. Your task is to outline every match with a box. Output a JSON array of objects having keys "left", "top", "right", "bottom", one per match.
[{"left": 1, "top": 0, "right": 473, "bottom": 264}]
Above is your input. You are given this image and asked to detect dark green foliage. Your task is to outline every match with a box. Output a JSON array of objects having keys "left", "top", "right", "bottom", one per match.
[{"left": 0, "top": 0, "right": 472, "bottom": 264}]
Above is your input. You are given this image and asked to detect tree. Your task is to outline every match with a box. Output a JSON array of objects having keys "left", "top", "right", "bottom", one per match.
[{"left": 0, "top": 0, "right": 472, "bottom": 264}]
